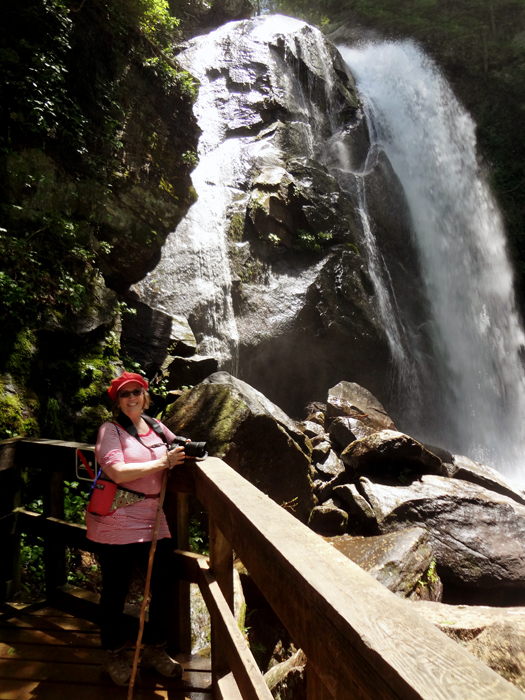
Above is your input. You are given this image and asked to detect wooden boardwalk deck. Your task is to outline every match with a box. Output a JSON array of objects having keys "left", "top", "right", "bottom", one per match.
[{"left": 0, "top": 601, "right": 212, "bottom": 700}]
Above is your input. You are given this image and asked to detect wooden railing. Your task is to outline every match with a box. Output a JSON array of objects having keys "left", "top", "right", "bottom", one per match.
[{"left": 1, "top": 437, "right": 524, "bottom": 700}]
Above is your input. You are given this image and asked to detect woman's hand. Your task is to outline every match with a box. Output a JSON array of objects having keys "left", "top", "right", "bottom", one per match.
[{"left": 165, "top": 445, "right": 186, "bottom": 470}]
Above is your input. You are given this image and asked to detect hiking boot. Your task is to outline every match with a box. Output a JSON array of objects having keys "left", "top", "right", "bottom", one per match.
[
  {"left": 142, "top": 644, "right": 183, "bottom": 678},
  {"left": 102, "top": 647, "right": 133, "bottom": 686}
]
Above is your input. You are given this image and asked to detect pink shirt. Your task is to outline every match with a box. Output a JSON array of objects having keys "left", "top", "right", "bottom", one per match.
[{"left": 86, "top": 420, "right": 176, "bottom": 545}]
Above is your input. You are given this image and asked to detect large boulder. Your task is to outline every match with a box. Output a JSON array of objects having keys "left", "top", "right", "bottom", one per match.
[
  {"left": 120, "top": 295, "right": 197, "bottom": 378},
  {"left": 165, "top": 355, "right": 218, "bottom": 390},
  {"left": 326, "top": 381, "right": 396, "bottom": 432},
  {"left": 451, "top": 454, "right": 525, "bottom": 507},
  {"left": 328, "top": 416, "right": 375, "bottom": 451},
  {"left": 413, "top": 601, "right": 525, "bottom": 693},
  {"left": 356, "top": 474, "right": 525, "bottom": 603},
  {"left": 325, "top": 528, "right": 443, "bottom": 601},
  {"left": 164, "top": 372, "right": 315, "bottom": 522},
  {"left": 308, "top": 499, "right": 348, "bottom": 535},
  {"left": 332, "top": 483, "right": 377, "bottom": 533},
  {"left": 340, "top": 430, "right": 444, "bottom": 479}
]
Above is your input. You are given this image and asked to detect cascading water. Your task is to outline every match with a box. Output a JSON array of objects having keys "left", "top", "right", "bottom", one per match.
[
  {"left": 340, "top": 41, "right": 525, "bottom": 483},
  {"left": 354, "top": 173, "right": 422, "bottom": 408}
]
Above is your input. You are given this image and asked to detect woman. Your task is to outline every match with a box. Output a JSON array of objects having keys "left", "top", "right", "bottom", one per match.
[{"left": 86, "top": 371, "right": 186, "bottom": 686}]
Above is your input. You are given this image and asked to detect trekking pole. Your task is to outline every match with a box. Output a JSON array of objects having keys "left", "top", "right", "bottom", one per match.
[{"left": 127, "top": 466, "right": 170, "bottom": 700}]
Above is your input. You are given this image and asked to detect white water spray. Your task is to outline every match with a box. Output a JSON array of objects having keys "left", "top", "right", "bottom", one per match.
[{"left": 340, "top": 41, "right": 525, "bottom": 483}]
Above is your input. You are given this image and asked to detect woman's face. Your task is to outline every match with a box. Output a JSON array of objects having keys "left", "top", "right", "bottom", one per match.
[{"left": 117, "top": 381, "right": 145, "bottom": 420}]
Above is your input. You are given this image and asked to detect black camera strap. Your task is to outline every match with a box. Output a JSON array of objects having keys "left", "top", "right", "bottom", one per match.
[{"left": 115, "top": 411, "right": 170, "bottom": 450}]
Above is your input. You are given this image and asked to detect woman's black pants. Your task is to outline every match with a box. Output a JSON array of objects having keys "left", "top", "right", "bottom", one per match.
[{"left": 97, "top": 538, "right": 179, "bottom": 651}]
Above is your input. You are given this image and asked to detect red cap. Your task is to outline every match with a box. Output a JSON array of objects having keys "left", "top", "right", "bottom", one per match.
[{"left": 107, "top": 372, "right": 149, "bottom": 401}]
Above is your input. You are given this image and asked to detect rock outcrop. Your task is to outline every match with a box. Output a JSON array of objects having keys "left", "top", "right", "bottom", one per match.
[
  {"left": 342, "top": 474, "right": 525, "bottom": 604},
  {"left": 164, "top": 371, "right": 315, "bottom": 522},
  {"left": 136, "top": 16, "right": 415, "bottom": 417},
  {"left": 340, "top": 430, "right": 444, "bottom": 479},
  {"left": 325, "top": 528, "right": 443, "bottom": 601}
]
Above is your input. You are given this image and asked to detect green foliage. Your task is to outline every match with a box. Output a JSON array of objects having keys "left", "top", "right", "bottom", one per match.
[
  {"left": 137, "top": 0, "right": 180, "bottom": 39},
  {"left": 21, "top": 481, "right": 91, "bottom": 597},
  {"left": 182, "top": 149, "right": 199, "bottom": 167},
  {"left": 189, "top": 515, "right": 209, "bottom": 555},
  {"left": 63, "top": 480, "right": 89, "bottom": 524},
  {"left": 0, "top": 378, "right": 39, "bottom": 440},
  {"left": 0, "top": 0, "right": 197, "bottom": 333},
  {"left": 228, "top": 213, "right": 244, "bottom": 242},
  {"left": 20, "top": 535, "right": 45, "bottom": 597},
  {"left": 294, "top": 228, "right": 333, "bottom": 253},
  {"left": 0, "top": 184, "right": 98, "bottom": 326},
  {"left": 238, "top": 258, "right": 265, "bottom": 283}
]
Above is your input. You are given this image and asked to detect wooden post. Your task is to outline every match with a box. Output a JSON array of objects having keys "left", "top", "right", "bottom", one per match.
[
  {"left": 209, "top": 517, "right": 234, "bottom": 695},
  {"left": 42, "top": 453, "right": 67, "bottom": 602},
  {"left": 0, "top": 439, "right": 23, "bottom": 603},
  {"left": 177, "top": 492, "right": 192, "bottom": 653},
  {"left": 307, "top": 664, "right": 336, "bottom": 700},
  {"left": 163, "top": 488, "right": 192, "bottom": 654}
]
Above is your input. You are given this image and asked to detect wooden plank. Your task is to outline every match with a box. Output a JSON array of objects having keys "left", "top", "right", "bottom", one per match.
[
  {"left": 0, "top": 657, "right": 211, "bottom": 690},
  {"left": 15, "top": 511, "right": 97, "bottom": 554},
  {"left": 0, "top": 679, "right": 210, "bottom": 700},
  {"left": 197, "top": 558, "right": 273, "bottom": 700},
  {"left": 209, "top": 518, "right": 233, "bottom": 685},
  {"left": 0, "top": 642, "right": 211, "bottom": 674},
  {"left": 0, "top": 438, "right": 23, "bottom": 473},
  {"left": 216, "top": 671, "right": 244, "bottom": 700},
  {"left": 0, "top": 641, "right": 104, "bottom": 664},
  {"left": 193, "top": 458, "right": 525, "bottom": 700},
  {"left": 0, "top": 613, "right": 98, "bottom": 631},
  {"left": 174, "top": 549, "right": 208, "bottom": 584},
  {"left": 177, "top": 492, "right": 192, "bottom": 654},
  {"left": 209, "top": 520, "right": 233, "bottom": 612},
  {"left": 42, "top": 454, "right": 67, "bottom": 597},
  {"left": 0, "top": 627, "right": 101, "bottom": 647},
  {"left": 166, "top": 461, "right": 197, "bottom": 495},
  {"left": 0, "top": 443, "right": 23, "bottom": 602},
  {"left": 307, "top": 664, "right": 334, "bottom": 700},
  {"left": 18, "top": 439, "right": 94, "bottom": 455}
]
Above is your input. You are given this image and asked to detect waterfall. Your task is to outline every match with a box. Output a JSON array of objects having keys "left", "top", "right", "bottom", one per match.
[
  {"left": 340, "top": 41, "right": 525, "bottom": 483},
  {"left": 354, "top": 174, "right": 422, "bottom": 408}
]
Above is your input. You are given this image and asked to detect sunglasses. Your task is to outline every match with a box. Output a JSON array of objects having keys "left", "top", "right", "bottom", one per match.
[{"left": 119, "top": 389, "right": 144, "bottom": 398}]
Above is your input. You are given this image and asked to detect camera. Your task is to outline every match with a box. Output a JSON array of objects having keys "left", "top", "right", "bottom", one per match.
[{"left": 170, "top": 435, "right": 208, "bottom": 459}]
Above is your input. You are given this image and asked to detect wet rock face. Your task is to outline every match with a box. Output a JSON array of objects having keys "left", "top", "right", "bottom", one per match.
[
  {"left": 119, "top": 297, "right": 198, "bottom": 378},
  {"left": 325, "top": 528, "right": 443, "bottom": 601},
  {"left": 358, "top": 475, "right": 525, "bottom": 601},
  {"left": 136, "top": 16, "right": 404, "bottom": 416}
]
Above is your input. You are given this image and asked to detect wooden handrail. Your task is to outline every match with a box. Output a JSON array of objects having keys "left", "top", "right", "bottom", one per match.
[
  {"left": 191, "top": 457, "right": 524, "bottom": 700},
  {"left": 1, "top": 439, "right": 524, "bottom": 700}
]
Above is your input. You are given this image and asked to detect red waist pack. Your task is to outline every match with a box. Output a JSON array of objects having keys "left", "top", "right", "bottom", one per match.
[
  {"left": 87, "top": 479, "right": 118, "bottom": 516},
  {"left": 77, "top": 449, "right": 118, "bottom": 516}
]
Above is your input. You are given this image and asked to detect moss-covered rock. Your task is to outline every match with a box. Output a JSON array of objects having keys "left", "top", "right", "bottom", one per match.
[{"left": 165, "top": 372, "right": 316, "bottom": 522}]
